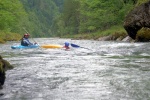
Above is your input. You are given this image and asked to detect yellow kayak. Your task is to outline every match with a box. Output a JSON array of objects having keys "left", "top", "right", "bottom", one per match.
[{"left": 41, "top": 44, "right": 63, "bottom": 49}]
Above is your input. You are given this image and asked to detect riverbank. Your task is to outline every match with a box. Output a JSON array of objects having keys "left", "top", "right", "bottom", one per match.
[
  {"left": 1, "top": 26, "right": 149, "bottom": 43},
  {"left": 61, "top": 25, "right": 135, "bottom": 42},
  {"left": 61, "top": 26, "right": 150, "bottom": 42},
  {"left": 0, "top": 31, "right": 22, "bottom": 43}
]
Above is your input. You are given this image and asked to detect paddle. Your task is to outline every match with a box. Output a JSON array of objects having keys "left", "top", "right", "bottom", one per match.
[{"left": 71, "top": 43, "right": 92, "bottom": 50}]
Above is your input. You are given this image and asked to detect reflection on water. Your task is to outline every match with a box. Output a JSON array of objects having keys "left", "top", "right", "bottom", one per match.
[{"left": 0, "top": 38, "right": 150, "bottom": 100}]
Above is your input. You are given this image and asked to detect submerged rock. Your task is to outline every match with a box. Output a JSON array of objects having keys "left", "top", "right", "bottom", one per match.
[
  {"left": 122, "top": 36, "right": 134, "bottom": 42},
  {"left": 123, "top": 1, "right": 150, "bottom": 40}
]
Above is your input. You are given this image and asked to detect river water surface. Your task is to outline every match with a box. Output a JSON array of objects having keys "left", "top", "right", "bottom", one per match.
[{"left": 0, "top": 38, "right": 150, "bottom": 100}]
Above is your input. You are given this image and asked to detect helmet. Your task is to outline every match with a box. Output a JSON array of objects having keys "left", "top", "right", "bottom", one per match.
[
  {"left": 64, "top": 42, "right": 69, "bottom": 47},
  {"left": 24, "top": 33, "right": 30, "bottom": 36}
]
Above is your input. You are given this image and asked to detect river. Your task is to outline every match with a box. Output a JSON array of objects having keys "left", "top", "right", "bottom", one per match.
[{"left": 0, "top": 38, "right": 150, "bottom": 100}]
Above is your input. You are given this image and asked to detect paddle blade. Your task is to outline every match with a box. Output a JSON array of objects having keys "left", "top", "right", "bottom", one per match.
[
  {"left": 71, "top": 43, "right": 92, "bottom": 50},
  {"left": 71, "top": 43, "right": 80, "bottom": 48}
]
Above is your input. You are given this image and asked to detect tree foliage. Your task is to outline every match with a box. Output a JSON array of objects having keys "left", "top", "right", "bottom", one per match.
[
  {"left": 57, "top": 0, "right": 137, "bottom": 35},
  {"left": 0, "top": 0, "right": 27, "bottom": 33},
  {"left": 0, "top": 0, "right": 149, "bottom": 39},
  {"left": 57, "top": 0, "right": 149, "bottom": 36},
  {"left": 20, "top": 0, "right": 62, "bottom": 37}
]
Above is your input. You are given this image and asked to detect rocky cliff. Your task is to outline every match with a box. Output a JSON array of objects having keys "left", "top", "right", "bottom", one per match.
[{"left": 124, "top": 1, "right": 150, "bottom": 41}]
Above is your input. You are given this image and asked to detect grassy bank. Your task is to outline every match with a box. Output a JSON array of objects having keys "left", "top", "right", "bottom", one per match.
[
  {"left": 61, "top": 25, "right": 128, "bottom": 40},
  {"left": 0, "top": 26, "right": 126, "bottom": 43},
  {"left": 0, "top": 31, "right": 22, "bottom": 43}
]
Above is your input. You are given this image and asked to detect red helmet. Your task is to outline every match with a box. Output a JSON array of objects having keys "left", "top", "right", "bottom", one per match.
[{"left": 24, "top": 33, "right": 30, "bottom": 36}]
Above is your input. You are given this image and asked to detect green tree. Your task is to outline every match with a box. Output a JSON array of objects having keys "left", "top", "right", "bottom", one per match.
[
  {"left": 78, "top": 0, "right": 135, "bottom": 33},
  {"left": 0, "top": 0, "right": 27, "bottom": 33},
  {"left": 20, "top": 0, "right": 63, "bottom": 37},
  {"left": 59, "top": 0, "right": 80, "bottom": 34}
]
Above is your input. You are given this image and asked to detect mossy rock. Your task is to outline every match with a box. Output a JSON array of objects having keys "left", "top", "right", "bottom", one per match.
[
  {"left": 0, "top": 61, "right": 5, "bottom": 73},
  {"left": 0, "top": 55, "right": 13, "bottom": 71},
  {"left": 107, "top": 32, "right": 128, "bottom": 41},
  {"left": 0, "top": 59, "right": 5, "bottom": 86},
  {"left": 136, "top": 28, "right": 150, "bottom": 42},
  {"left": 0, "top": 55, "right": 13, "bottom": 87}
]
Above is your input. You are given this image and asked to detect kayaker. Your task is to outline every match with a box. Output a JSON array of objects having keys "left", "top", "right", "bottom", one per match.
[
  {"left": 63, "top": 42, "right": 70, "bottom": 50},
  {"left": 21, "top": 33, "right": 35, "bottom": 46}
]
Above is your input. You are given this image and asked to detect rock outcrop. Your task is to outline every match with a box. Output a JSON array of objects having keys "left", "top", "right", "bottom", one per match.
[
  {"left": 0, "top": 57, "right": 6, "bottom": 87},
  {"left": 123, "top": 1, "right": 150, "bottom": 40},
  {"left": 0, "top": 55, "right": 13, "bottom": 88}
]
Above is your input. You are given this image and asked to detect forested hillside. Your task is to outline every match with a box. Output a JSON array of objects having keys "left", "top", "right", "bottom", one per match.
[
  {"left": 0, "top": 0, "right": 27, "bottom": 42},
  {"left": 20, "top": 0, "right": 64, "bottom": 37},
  {"left": 0, "top": 0, "right": 149, "bottom": 41}
]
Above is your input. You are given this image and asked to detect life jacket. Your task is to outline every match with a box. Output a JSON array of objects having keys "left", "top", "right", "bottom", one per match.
[{"left": 21, "top": 38, "right": 31, "bottom": 46}]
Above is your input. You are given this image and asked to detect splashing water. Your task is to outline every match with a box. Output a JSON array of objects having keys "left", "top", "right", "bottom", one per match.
[{"left": 0, "top": 38, "right": 150, "bottom": 100}]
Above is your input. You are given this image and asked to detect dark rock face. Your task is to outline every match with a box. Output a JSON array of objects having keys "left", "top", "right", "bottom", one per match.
[
  {"left": 0, "top": 58, "right": 6, "bottom": 86},
  {"left": 0, "top": 55, "right": 13, "bottom": 87},
  {"left": 123, "top": 1, "right": 150, "bottom": 39}
]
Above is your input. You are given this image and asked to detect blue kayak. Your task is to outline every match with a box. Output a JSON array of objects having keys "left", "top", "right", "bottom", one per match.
[{"left": 11, "top": 44, "right": 39, "bottom": 49}]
